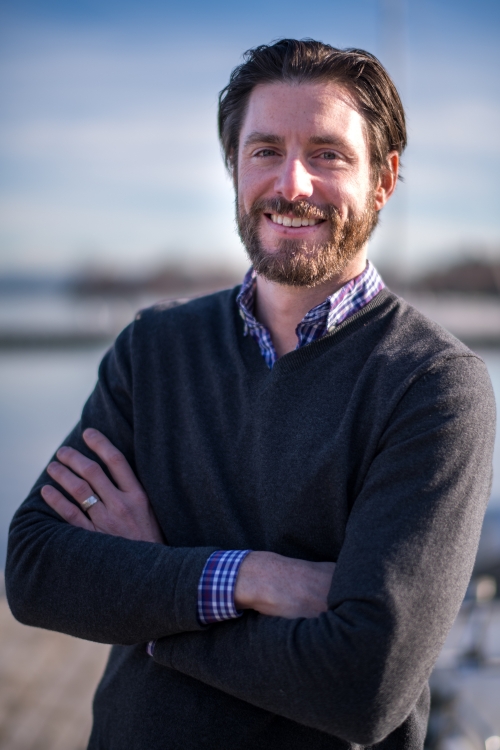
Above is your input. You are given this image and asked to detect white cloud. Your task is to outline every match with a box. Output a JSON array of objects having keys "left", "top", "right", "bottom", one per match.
[
  {"left": 1, "top": 16, "right": 499, "bottom": 275},
  {"left": 410, "top": 99, "right": 500, "bottom": 155},
  {"left": 1, "top": 114, "right": 229, "bottom": 190}
]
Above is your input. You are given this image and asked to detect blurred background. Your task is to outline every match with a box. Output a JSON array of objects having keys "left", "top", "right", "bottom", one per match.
[{"left": 0, "top": 0, "right": 499, "bottom": 748}]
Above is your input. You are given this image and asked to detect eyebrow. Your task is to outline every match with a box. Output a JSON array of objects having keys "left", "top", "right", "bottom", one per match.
[
  {"left": 308, "top": 135, "right": 348, "bottom": 148},
  {"left": 242, "top": 131, "right": 349, "bottom": 150},
  {"left": 242, "top": 132, "right": 285, "bottom": 148}
]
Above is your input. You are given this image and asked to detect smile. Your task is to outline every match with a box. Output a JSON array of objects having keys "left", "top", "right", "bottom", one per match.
[{"left": 268, "top": 213, "right": 323, "bottom": 227}]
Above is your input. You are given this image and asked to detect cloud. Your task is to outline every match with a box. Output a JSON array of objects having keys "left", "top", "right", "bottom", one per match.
[
  {"left": 409, "top": 98, "right": 500, "bottom": 156},
  {"left": 1, "top": 9, "right": 499, "bottom": 275},
  {"left": 1, "top": 115, "right": 228, "bottom": 190}
]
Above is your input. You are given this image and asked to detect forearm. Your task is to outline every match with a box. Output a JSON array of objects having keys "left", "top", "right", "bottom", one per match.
[
  {"left": 5, "top": 394, "right": 216, "bottom": 644},
  {"left": 235, "top": 551, "right": 336, "bottom": 618},
  {"left": 151, "top": 518, "right": 473, "bottom": 745},
  {"left": 6, "top": 328, "right": 219, "bottom": 643},
  {"left": 6, "top": 479, "right": 218, "bottom": 643},
  {"left": 151, "top": 603, "right": 424, "bottom": 745}
]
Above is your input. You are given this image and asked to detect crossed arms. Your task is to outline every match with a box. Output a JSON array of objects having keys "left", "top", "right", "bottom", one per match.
[
  {"left": 5, "top": 332, "right": 496, "bottom": 744},
  {"left": 41, "top": 428, "right": 336, "bottom": 620}
]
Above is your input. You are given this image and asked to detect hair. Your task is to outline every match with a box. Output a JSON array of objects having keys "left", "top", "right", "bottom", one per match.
[{"left": 218, "top": 38, "right": 407, "bottom": 179}]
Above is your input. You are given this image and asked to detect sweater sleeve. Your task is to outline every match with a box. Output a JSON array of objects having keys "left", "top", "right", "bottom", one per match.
[
  {"left": 5, "top": 322, "right": 219, "bottom": 644},
  {"left": 150, "top": 354, "right": 496, "bottom": 745}
]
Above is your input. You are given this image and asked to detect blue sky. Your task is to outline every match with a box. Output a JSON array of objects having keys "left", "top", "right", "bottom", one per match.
[{"left": 0, "top": 0, "right": 499, "bottom": 278}]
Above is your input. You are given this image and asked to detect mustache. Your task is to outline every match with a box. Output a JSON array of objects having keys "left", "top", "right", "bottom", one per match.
[{"left": 247, "top": 197, "right": 339, "bottom": 222}]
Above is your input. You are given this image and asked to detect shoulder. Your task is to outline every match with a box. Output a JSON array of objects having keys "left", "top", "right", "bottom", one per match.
[
  {"left": 390, "top": 293, "right": 494, "bottom": 412},
  {"left": 110, "top": 286, "right": 242, "bottom": 365},
  {"left": 360, "top": 291, "right": 495, "bottom": 413},
  {"left": 374, "top": 291, "right": 485, "bottom": 372},
  {"left": 134, "top": 286, "right": 239, "bottom": 329}
]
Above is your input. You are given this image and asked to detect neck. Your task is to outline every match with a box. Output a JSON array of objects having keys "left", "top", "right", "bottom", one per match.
[{"left": 254, "top": 252, "right": 367, "bottom": 358}]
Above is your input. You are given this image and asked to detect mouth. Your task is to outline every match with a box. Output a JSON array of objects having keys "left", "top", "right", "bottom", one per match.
[{"left": 265, "top": 213, "right": 325, "bottom": 228}]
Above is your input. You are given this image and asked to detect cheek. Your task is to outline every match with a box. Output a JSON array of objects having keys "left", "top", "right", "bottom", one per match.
[
  {"left": 237, "top": 161, "right": 275, "bottom": 212},
  {"left": 333, "top": 179, "right": 372, "bottom": 218},
  {"left": 237, "top": 175, "right": 259, "bottom": 214}
]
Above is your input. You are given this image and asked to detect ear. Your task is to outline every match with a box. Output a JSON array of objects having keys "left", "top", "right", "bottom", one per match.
[{"left": 373, "top": 151, "right": 399, "bottom": 211}]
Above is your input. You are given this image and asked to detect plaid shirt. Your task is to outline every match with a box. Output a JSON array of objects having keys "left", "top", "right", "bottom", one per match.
[
  {"left": 148, "top": 262, "right": 385, "bottom": 652},
  {"left": 237, "top": 260, "right": 384, "bottom": 369}
]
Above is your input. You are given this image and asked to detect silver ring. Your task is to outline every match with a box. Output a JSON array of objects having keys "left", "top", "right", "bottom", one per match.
[{"left": 81, "top": 495, "right": 99, "bottom": 512}]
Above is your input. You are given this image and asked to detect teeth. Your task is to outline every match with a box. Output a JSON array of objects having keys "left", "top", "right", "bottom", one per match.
[{"left": 270, "top": 214, "right": 321, "bottom": 227}]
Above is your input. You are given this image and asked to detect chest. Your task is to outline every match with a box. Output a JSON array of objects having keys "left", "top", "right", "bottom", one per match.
[{"left": 133, "top": 347, "right": 385, "bottom": 561}]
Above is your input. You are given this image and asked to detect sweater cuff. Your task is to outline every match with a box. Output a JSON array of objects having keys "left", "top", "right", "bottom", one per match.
[
  {"left": 197, "top": 550, "right": 251, "bottom": 625},
  {"left": 146, "top": 549, "right": 251, "bottom": 659}
]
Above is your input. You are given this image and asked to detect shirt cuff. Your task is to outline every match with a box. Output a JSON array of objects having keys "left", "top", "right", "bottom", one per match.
[
  {"left": 197, "top": 549, "right": 251, "bottom": 625},
  {"left": 146, "top": 549, "right": 251, "bottom": 659}
]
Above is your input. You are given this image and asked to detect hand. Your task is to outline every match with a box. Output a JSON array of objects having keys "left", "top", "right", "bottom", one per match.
[
  {"left": 234, "top": 551, "right": 336, "bottom": 619},
  {"left": 41, "top": 428, "right": 164, "bottom": 544}
]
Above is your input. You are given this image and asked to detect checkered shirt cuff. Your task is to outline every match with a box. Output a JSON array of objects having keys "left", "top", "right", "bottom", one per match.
[{"left": 197, "top": 549, "right": 251, "bottom": 625}]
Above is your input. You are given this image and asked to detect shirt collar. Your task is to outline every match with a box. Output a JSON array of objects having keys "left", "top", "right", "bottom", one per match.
[
  {"left": 237, "top": 261, "right": 384, "bottom": 332},
  {"left": 236, "top": 261, "right": 385, "bottom": 368}
]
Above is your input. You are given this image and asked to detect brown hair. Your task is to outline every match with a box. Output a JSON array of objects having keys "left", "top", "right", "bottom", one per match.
[{"left": 218, "top": 38, "right": 407, "bottom": 178}]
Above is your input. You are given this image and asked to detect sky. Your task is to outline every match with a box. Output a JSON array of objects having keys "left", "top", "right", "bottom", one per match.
[{"left": 0, "top": 0, "right": 499, "bottom": 279}]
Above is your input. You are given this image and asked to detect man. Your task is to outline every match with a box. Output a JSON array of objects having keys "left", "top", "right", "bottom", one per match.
[{"left": 6, "top": 39, "right": 496, "bottom": 749}]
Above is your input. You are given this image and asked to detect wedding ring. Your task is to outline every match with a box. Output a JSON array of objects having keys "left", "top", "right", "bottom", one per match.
[{"left": 81, "top": 495, "right": 99, "bottom": 512}]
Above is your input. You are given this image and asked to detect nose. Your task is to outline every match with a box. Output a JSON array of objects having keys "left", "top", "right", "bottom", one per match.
[{"left": 275, "top": 157, "right": 314, "bottom": 201}]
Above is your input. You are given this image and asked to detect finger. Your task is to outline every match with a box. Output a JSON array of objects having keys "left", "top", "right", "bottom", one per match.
[
  {"left": 83, "top": 428, "right": 141, "bottom": 493},
  {"left": 46, "top": 460, "right": 107, "bottom": 516},
  {"left": 53, "top": 447, "right": 118, "bottom": 505},
  {"left": 41, "top": 485, "right": 95, "bottom": 531}
]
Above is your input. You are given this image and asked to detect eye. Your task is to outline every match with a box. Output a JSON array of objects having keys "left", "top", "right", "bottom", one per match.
[
  {"left": 320, "top": 151, "right": 338, "bottom": 160},
  {"left": 254, "top": 148, "right": 278, "bottom": 158}
]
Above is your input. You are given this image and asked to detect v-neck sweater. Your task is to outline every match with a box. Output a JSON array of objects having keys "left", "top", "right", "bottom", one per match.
[{"left": 6, "top": 286, "right": 496, "bottom": 750}]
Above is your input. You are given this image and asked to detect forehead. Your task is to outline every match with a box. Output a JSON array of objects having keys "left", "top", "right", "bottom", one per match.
[{"left": 240, "top": 80, "right": 368, "bottom": 153}]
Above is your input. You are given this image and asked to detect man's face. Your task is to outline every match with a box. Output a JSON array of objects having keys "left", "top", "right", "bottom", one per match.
[{"left": 236, "top": 80, "right": 386, "bottom": 287}]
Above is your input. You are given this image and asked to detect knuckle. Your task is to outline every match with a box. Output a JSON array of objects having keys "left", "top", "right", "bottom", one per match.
[
  {"left": 66, "top": 504, "right": 81, "bottom": 523},
  {"left": 107, "top": 450, "right": 124, "bottom": 469},
  {"left": 84, "top": 460, "right": 102, "bottom": 482},
  {"left": 74, "top": 480, "right": 91, "bottom": 501}
]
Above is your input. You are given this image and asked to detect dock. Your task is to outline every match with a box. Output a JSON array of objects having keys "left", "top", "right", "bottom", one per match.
[{"left": 0, "top": 590, "right": 110, "bottom": 750}]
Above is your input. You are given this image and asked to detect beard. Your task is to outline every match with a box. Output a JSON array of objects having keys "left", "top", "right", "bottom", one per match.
[{"left": 237, "top": 196, "right": 379, "bottom": 288}]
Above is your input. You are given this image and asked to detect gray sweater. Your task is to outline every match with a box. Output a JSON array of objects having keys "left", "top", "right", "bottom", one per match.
[{"left": 6, "top": 287, "right": 496, "bottom": 749}]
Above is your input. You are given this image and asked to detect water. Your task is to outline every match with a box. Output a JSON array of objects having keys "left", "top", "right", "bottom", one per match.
[
  {"left": 0, "top": 345, "right": 108, "bottom": 567},
  {"left": 1, "top": 346, "right": 499, "bottom": 568}
]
